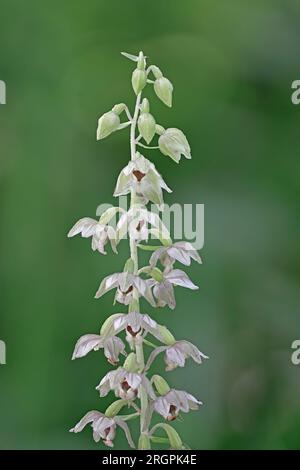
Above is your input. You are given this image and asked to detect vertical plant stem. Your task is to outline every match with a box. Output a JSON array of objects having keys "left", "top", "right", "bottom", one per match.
[{"left": 129, "top": 91, "right": 149, "bottom": 445}]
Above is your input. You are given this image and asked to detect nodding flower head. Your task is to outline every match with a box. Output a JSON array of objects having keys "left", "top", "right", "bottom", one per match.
[
  {"left": 68, "top": 217, "right": 117, "bottom": 255},
  {"left": 154, "top": 389, "right": 202, "bottom": 421},
  {"left": 71, "top": 334, "right": 126, "bottom": 365},
  {"left": 95, "top": 272, "right": 156, "bottom": 307},
  {"left": 70, "top": 410, "right": 135, "bottom": 448},
  {"left": 112, "top": 311, "right": 162, "bottom": 347},
  {"left": 147, "top": 268, "right": 199, "bottom": 310},
  {"left": 146, "top": 340, "right": 208, "bottom": 371},
  {"left": 158, "top": 128, "right": 191, "bottom": 163},
  {"left": 150, "top": 241, "right": 201, "bottom": 270},
  {"left": 114, "top": 153, "right": 171, "bottom": 207},
  {"left": 96, "top": 368, "right": 156, "bottom": 401}
]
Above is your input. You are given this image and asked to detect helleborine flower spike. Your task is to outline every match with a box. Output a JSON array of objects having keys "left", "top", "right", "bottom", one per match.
[{"left": 68, "top": 51, "right": 208, "bottom": 450}]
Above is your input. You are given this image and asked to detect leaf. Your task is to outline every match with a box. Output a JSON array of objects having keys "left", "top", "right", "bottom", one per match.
[
  {"left": 121, "top": 52, "right": 139, "bottom": 62},
  {"left": 150, "top": 423, "right": 183, "bottom": 449}
]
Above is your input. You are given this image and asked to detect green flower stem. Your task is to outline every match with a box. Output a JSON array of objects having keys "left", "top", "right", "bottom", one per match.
[
  {"left": 121, "top": 412, "right": 140, "bottom": 422},
  {"left": 136, "top": 142, "right": 159, "bottom": 150},
  {"left": 143, "top": 338, "right": 158, "bottom": 349},
  {"left": 129, "top": 89, "right": 149, "bottom": 447}
]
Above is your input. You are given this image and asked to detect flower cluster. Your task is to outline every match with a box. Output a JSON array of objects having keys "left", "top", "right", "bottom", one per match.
[{"left": 68, "top": 51, "right": 208, "bottom": 450}]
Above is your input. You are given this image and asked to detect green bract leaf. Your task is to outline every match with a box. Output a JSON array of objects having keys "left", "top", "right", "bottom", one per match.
[
  {"left": 105, "top": 399, "right": 127, "bottom": 418},
  {"left": 97, "top": 206, "right": 124, "bottom": 223},
  {"left": 150, "top": 423, "right": 183, "bottom": 450},
  {"left": 121, "top": 51, "right": 139, "bottom": 62}
]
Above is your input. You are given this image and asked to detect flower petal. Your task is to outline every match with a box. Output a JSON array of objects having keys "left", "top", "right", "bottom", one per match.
[
  {"left": 70, "top": 410, "right": 104, "bottom": 433},
  {"left": 165, "top": 269, "right": 198, "bottom": 290},
  {"left": 72, "top": 334, "right": 103, "bottom": 360},
  {"left": 67, "top": 218, "right": 97, "bottom": 238},
  {"left": 114, "top": 417, "right": 135, "bottom": 448}
]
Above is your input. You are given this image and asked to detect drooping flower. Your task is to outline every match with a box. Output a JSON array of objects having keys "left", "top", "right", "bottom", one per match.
[
  {"left": 72, "top": 334, "right": 126, "bottom": 365},
  {"left": 95, "top": 272, "right": 156, "bottom": 307},
  {"left": 112, "top": 311, "right": 162, "bottom": 347},
  {"left": 116, "top": 206, "right": 170, "bottom": 243},
  {"left": 146, "top": 340, "right": 208, "bottom": 371},
  {"left": 148, "top": 269, "right": 199, "bottom": 309},
  {"left": 96, "top": 368, "right": 156, "bottom": 400},
  {"left": 154, "top": 389, "right": 202, "bottom": 421},
  {"left": 158, "top": 128, "right": 191, "bottom": 163},
  {"left": 114, "top": 153, "right": 171, "bottom": 207},
  {"left": 150, "top": 241, "right": 201, "bottom": 269},
  {"left": 67, "top": 217, "right": 117, "bottom": 255},
  {"left": 70, "top": 410, "right": 135, "bottom": 448}
]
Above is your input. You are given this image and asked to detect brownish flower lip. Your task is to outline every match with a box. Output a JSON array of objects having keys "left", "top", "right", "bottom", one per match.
[
  {"left": 121, "top": 285, "right": 133, "bottom": 295},
  {"left": 133, "top": 170, "right": 146, "bottom": 182},
  {"left": 136, "top": 220, "right": 145, "bottom": 232},
  {"left": 167, "top": 404, "right": 178, "bottom": 421},
  {"left": 121, "top": 380, "right": 131, "bottom": 391},
  {"left": 126, "top": 325, "right": 142, "bottom": 337}
]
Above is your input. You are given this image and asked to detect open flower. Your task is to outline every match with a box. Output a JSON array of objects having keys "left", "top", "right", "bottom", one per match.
[
  {"left": 146, "top": 340, "right": 208, "bottom": 371},
  {"left": 150, "top": 241, "right": 202, "bottom": 269},
  {"left": 113, "top": 311, "right": 162, "bottom": 347},
  {"left": 154, "top": 389, "right": 201, "bottom": 421},
  {"left": 148, "top": 269, "right": 198, "bottom": 309},
  {"left": 68, "top": 217, "right": 117, "bottom": 255},
  {"left": 96, "top": 368, "right": 156, "bottom": 400},
  {"left": 116, "top": 206, "right": 170, "bottom": 243},
  {"left": 70, "top": 410, "right": 135, "bottom": 448},
  {"left": 95, "top": 272, "right": 155, "bottom": 307},
  {"left": 158, "top": 128, "right": 191, "bottom": 163},
  {"left": 72, "top": 334, "right": 126, "bottom": 365},
  {"left": 114, "top": 153, "right": 171, "bottom": 207}
]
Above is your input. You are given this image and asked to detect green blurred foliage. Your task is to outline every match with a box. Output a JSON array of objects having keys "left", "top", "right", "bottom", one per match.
[{"left": 1, "top": 0, "right": 300, "bottom": 450}]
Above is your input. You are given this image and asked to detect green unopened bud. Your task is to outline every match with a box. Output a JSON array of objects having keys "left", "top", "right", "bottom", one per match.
[
  {"left": 100, "top": 313, "right": 122, "bottom": 337},
  {"left": 123, "top": 352, "right": 139, "bottom": 372},
  {"left": 96, "top": 111, "right": 120, "bottom": 140},
  {"left": 111, "top": 103, "right": 126, "bottom": 115},
  {"left": 138, "top": 112, "right": 156, "bottom": 144},
  {"left": 158, "top": 128, "right": 191, "bottom": 163},
  {"left": 155, "top": 124, "right": 165, "bottom": 136},
  {"left": 151, "top": 65, "right": 163, "bottom": 79},
  {"left": 124, "top": 257, "right": 135, "bottom": 273},
  {"left": 150, "top": 267, "right": 164, "bottom": 282},
  {"left": 152, "top": 375, "right": 170, "bottom": 396},
  {"left": 138, "top": 434, "right": 151, "bottom": 450},
  {"left": 154, "top": 77, "right": 173, "bottom": 107},
  {"left": 105, "top": 399, "right": 127, "bottom": 418},
  {"left": 140, "top": 98, "right": 150, "bottom": 113},
  {"left": 132, "top": 69, "right": 147, "bottom": 95},
  {"left": 157, "top": 325, "right": 176, "bottom": 345},
  {"left": 137, "top": 51, "right": 146, "bottom": 71}
]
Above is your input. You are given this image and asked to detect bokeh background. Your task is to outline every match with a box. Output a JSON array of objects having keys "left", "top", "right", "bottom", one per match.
[{"left": 1, "top": 0, "right": 300, "bottom": 450}]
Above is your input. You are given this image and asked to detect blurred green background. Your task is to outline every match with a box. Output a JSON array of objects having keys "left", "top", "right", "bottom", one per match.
[{"left": 1, "top": 0, "right": 300, "bottom": 450}]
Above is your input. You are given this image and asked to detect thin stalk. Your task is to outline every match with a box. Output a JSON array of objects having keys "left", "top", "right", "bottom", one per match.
[
  {"left": 129, "top": 90, "right": 149, "bottom": 445},
  {"left": 137, "top": 142, "right": 159, "bottom": 150}
]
